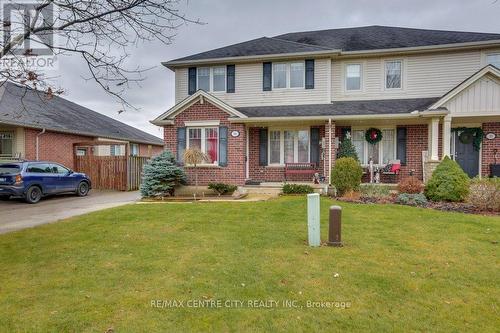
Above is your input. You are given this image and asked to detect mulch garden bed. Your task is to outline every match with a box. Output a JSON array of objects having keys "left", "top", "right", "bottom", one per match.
[{"left": 336, "top": 196, "right": 499, "bottom": 216}]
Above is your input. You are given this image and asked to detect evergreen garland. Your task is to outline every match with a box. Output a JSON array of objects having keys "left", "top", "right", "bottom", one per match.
[
  {"left": 365, "top": 128, "right": 383, "bottom": 145},
  {"left": 451, "top": 127, "right": 484, "bottom": 151}
]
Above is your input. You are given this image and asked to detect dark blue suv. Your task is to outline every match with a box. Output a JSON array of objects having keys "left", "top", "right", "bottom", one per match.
[{"left": 0, "top": 161, "right": 91, "bottom": 204}]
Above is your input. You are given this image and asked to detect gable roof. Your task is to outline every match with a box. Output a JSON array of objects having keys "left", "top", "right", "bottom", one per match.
[
  {"left": 150, "top": 90, "right": 247, "bottom": 125},
  {"left": 166, "top": 25, "right": 500, "bottom": 65},
  {"left": 0, "top": 82, "right": 164, "bottom": 146},
  {"left": 429, "top": 64, "right": 500, "bottom": 109},
  {"left": 235, "top": 97, "right": 440, "bottom": 119}
]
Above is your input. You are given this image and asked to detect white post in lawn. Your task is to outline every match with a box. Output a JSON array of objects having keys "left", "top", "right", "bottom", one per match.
[{"left": 307, "top": 193, "right": 321, "bottom": 247}]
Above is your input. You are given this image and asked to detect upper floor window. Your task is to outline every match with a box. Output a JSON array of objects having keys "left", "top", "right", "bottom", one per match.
[
  {"left": 487, "top": 53, "right": 500, "bottom": 68},
  {"left": 385, "top": 60, "right": 402, "bottom": 89},
  {"left": 272, "top": 62, "right": 305, "bottom": 89},
  {"left": 346, "top": 64, "right": 361, "bottom": 91},
  {"left": 196, "top": 67, "right": 226, "bottom": 92}
]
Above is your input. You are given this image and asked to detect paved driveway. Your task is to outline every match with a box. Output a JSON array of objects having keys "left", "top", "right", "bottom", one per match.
[{"left": 0, "top": 190, "right": 140, "bottom": 234}]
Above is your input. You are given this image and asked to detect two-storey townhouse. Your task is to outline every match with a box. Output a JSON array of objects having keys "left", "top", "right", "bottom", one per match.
[{"left": 152, "top": 25, "right": 500, "bottom": 186}]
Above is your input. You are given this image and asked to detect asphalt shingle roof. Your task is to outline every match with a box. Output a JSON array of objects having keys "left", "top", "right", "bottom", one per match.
[
  {"left": 169, "top": 25, "right": 500, "bottom": 62},
  {"left": 235, "top": 97, "right": 440, "bottom": 118},
  {"left": 0, "top": 82, "right": 164, "bottom": 145}
]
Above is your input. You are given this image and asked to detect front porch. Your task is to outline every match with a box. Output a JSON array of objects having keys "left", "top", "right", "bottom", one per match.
[{"left": 0, "top": 126, "right": 24, "bottom": 161}]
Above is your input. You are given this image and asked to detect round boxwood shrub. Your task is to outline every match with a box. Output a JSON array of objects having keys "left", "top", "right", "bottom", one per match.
[
  {"left": 331, "top": 157, "right": 363, "bottom": 196},
  {"left": 424, "top": 156, "right": 470, "bottom": 202},
  {"left": 140, "top": 150, "right": 187, "bottom": 198}
]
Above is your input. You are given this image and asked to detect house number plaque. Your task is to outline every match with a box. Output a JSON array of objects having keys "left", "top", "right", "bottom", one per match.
[{"left": 231, "top": 130, "right": 240, "bottom": 137}]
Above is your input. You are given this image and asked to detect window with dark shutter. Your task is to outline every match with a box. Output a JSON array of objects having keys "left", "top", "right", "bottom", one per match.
[
  {"left": 310, "top": 127, "right": 320, "bottom": 165},
  {"left": 219, "top": 126, "right": 228, "bottom": 166},
  {"left": 305, "top": 59, "right": 315, "bottom": 89},
  {"left": 177, "top": 127, "right": 186, "bottom": 164},
  {"left": 396, "top": 127, "right": 407, "bottom": 165},
  {"left": 188, "top": 67, "right": 197, "bottom": 95},
  {"left": 263, "top": 62, "right": 272, "bottom": 91},
  {"left": 226, "top": 65, "right": 235, "bottom": 93},
  {"left": 259, "top": 128, "right": 268, "bottom": 166}
]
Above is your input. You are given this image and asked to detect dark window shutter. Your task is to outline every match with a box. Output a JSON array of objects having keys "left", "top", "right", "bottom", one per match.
[
  {"left": 177, "top": 127, "right": 186, "bottom": 164},
  {"left": 310, "top": 127, "right": 320, "bottom": 165},
  {"left": 259, "top": 128, "right": 268, "bottom": 166},
  {"left": 226, "top": 65, "right": 235, "bottom": 93},
  {"left": 397, "top": 127, "right": 407, "bottom": 166},
  {"left": 305, "top": 59, "right": 315, "bottom": 89},
  {"left": 219, "top": 126, "right": 228, "bottom": 167},
  {"left": 263, "top": 62, "right": 272, "bottom": 91},
  {"left": 188, "top": 67, "right": 197, "bottom": 95}
]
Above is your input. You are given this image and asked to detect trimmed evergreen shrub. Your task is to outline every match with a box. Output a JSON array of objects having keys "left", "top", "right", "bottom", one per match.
[
  {"left": 336, "top": 136, "right": 359, "bottom": 161},
  {"left": 468, "top": 177, "right": 500, "bottom": 212},
  {"left": 282, "top": 184, "right": 314, "bottom": 194},
  {"left": 208, "top": 183, "right": 238, "bottom": 196},
  {"left": 140, "top": 150, "right": 187, "bottom": 198},
  {"left": 398, "top": 177, "right": 424, "bottom": 194},
  {"left": 424, "top": 156, "right": 470, "bottom": 202},
  {"left": 331, "top": 157, "right": 363, "bottom": 196},
  {"left": 396, "top": 193, "right": 428, "bottom": 207}
]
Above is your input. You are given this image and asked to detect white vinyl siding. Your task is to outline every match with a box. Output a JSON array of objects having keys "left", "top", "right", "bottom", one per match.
[
  {"left": 332, "top": 49, "right": 492, "bottom": 100},
  {"left": 443, "top": 75, "right": 500, "bottom": 115},
  {"left": 174, "top": 58, "right": 330, "bottom": 106}
]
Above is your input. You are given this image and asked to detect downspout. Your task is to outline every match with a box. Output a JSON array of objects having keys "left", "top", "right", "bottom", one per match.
[
  {"left": 35, "top": 128, "right": 46, "bottom": 160},
  {"left": 328, "top": 118, "right": 332, "bottom": 186}
]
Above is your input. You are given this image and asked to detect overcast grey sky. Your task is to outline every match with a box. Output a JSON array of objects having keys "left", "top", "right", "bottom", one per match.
[{"left": 54, "top": 0, "right": 500, "bottom": 138}]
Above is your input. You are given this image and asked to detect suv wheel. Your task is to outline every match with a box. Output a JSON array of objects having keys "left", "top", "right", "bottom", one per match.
[
  {"left": 25, "top": 186, "right": 42, "bottom": 204},
  {"left": 76, "top": 181, "right": 89, "bottom": 197}
]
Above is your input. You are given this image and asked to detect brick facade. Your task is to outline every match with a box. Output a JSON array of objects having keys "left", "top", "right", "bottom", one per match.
[
  {"left": 163, "top": 101, "right": 246, "bottom": 185},
  {"left": 481, "top": 122, "right": 500, "bottom": 177}
]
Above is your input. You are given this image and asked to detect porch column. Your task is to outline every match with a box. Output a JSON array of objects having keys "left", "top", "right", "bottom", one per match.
[
  {"left": 430, "top": 117, "right": 440, "bottom": 161},
  {"left": 325, "top": 119, "right": 336, "bottom": 184},
  {"left": 442, "top": 115, "right": 452, "bottom": 159}
]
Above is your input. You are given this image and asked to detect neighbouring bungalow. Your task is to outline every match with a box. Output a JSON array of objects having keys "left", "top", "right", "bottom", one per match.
[{"left": 0, "top": 81, "right": 164, "bottom": 168}]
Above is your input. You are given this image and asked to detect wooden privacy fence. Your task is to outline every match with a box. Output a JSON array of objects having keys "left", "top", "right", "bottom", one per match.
[{"left": 75, "top": 155, "right": 148, "bottom": 191}]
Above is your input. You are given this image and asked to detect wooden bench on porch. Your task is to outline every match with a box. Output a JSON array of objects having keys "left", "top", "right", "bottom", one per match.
[{"left": 284, "top": 163, "right": 318, "bottom": 181}]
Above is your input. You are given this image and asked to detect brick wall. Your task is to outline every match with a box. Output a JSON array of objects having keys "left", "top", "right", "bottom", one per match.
[
  {"left": 163, "top": 101, "right": 246, "bottom": 185},
  {"left": 24, "top": 128, "right": 93, "bottom": 168},
  {"left": 481, "top": 122, "right": 500, "bottom": 177}
]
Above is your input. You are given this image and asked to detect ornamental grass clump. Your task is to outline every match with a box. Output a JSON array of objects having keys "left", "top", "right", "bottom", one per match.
[
  {"left": 140, "top": 150, "right": 186, "bottom": 198},
  {"left": 424, "top": 156, "right": 470, "bottom": 202},
  {"left": 331, "top": 157, "right": 363, "bottom": 197},
  {"left": 467, "top": 177, "right": 500, "bottom": 212}
]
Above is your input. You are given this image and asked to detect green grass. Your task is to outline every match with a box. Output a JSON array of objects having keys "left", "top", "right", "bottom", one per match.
[{"left": 0, "top": 197, "right": 498, "bottom": 332}]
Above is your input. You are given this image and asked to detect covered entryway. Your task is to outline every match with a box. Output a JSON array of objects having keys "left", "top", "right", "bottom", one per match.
[{"left": 453, "top": 131, "right": 479, "bottom": 177}]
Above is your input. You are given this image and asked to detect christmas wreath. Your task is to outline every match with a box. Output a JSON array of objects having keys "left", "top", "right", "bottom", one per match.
[
  {"left": 451, "top": 127, "right": 483, "bottom": 151},
  {"left": 365, "top": 128, "right": 383, "bottom": 144}
]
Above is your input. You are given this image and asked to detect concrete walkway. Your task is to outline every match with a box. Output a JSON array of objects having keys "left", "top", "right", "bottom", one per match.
[{"left": 0, "top": 190, "right": 140, "bottom": 234}]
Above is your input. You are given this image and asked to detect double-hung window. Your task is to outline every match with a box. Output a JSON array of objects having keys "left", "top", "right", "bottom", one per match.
[
  {"left": 272, "top": 62, "right": 305, "bottom": 89},
  {"left": 197, "top": 66, "right": 226, "bottom": 92},
  {"left": 0, "top": 132, "right": 13, "bottom": 157},
  {"left": 351, "top": 129, "right": 396, "bottom": 165},
  {"left": 187, "top": 127, "right": 219, "bottom": 164},
  {"left": 487, "top": 53, "right": 500, "bottom": 68},
  {"left": 385, "top": 60, "right": 402, "bottom": 89},
  {"left": 346, "top": 64, "right": 362, "bottom": 91},
  {"left": 130, "top": 143, "right": 139, "bottom": 156},
  {"left": 268, "top": 129, "right": 309, "bottom": 165}
]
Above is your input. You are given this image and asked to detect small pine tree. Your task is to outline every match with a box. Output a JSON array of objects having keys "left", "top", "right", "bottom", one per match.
[
  {"left": 140, "top": 150, "right": 187, "bottom": 198},
  {"left": 337, "top": 133, "right": 359, "bottom": 161},
  {"left": 424, "top": 156, "right": 470, "bottom": 202}
]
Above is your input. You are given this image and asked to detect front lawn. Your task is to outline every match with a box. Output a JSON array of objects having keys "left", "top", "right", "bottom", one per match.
[{"left": 0, "top": 197, "right": 498, "bottom": 332}]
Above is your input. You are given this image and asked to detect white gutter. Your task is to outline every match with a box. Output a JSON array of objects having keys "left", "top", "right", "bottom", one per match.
[
  {"left": 228, "top": 110, "right": 449, "bottom": 123},
  {"left": 35, "top": 128, "right": 46, "bottom": 160}
]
